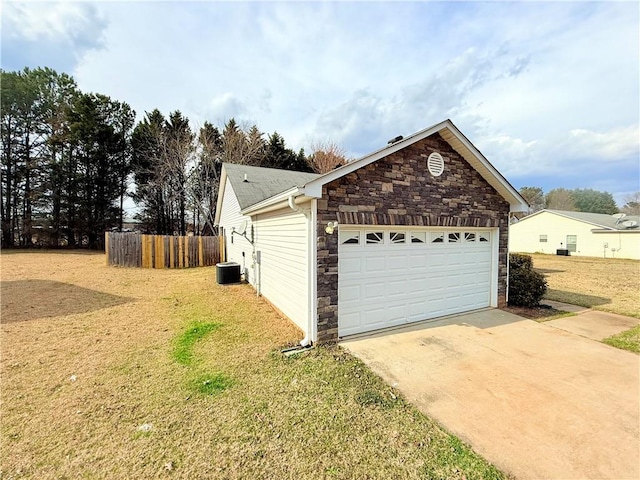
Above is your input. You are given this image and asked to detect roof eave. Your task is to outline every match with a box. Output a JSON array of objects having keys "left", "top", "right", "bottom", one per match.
[
  {"left": 241, "top": 187, "right": 304, "bottom": 216},
  {"left": 213, "top": 166, "right": 228, "bottom": 225}
]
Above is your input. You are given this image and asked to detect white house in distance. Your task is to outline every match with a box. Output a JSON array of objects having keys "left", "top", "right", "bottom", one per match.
[
  {"left": 215, "top": 119, "right": 528, "bottom": 344},
  {"left": 509, "top": 209, "right": 640, "bottom": 260}
]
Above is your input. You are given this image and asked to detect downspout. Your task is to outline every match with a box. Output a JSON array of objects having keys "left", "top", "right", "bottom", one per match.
[{"left": 288, "top": 195, "right": 313, "bottom": 347}]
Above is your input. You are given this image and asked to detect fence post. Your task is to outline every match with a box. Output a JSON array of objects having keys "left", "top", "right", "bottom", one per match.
[
  {"left": 105, "top": 232, "right": 110, "bottom": 265},
  {"left": 185, "top": 236, "right": 190, "bottom": 268},
  {"left": 169, "top": 236, "right": 175, "bottom": 268},
  {"left": 141, "top": 235, "right": 149, "bottom": 268},
  {"left": 155, "top": 235, "right": 164, "bottom": 269}
]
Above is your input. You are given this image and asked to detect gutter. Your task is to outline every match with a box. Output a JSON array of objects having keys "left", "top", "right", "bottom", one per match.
[
  {"left": 241, "top": 187, "right": 302, "bottom": 216},
  {"left": 287, "top": 194, "right": 313, "bottom": 347}
]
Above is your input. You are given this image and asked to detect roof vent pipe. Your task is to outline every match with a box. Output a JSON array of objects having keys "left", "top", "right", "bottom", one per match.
[{"left": 243, "top": 173, "right": 248, "bottom": 182}]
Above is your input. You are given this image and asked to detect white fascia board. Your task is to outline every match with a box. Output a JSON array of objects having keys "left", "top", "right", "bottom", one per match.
[
  {"left": 240, "top": 187, "right": 302, "bottom": 216},
  {"left": 514, "top": 210, "right": 544, "bottom": 222},
  {"left": 444, "top": 123, "right": 528, "bottom": 212},
  {"left": 213, "top": 166, "right": 228, "bottom": 225}
]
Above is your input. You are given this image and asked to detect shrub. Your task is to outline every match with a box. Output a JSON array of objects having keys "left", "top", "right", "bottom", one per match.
[
  {"left": 509, "top": 252, "right": 534, "bottom": 270},
  {"left": 508, "top": 253, "right": 547, "bottom": 307}
]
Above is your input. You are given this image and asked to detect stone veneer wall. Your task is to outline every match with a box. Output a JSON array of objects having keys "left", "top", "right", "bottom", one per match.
[{"left": 315, "top": 132, "right": 511, "bottom": 342}]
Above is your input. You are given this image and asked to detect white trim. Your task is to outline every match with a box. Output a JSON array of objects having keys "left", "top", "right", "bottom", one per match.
[
  {"left": 241, "top": 187, "right": 302, "bottom": 216},
  {"left": 491, "top": 227, "right": 499, "bottom": 307},
  {"left": 310, "top": 199, "right": 318, "bottom": 343},
  {"left": 213, "top": 167, "right": 228, "bottom": 225}
]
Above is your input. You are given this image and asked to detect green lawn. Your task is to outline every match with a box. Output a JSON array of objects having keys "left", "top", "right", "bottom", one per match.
[
  {"left": 1, "top": 251, "right": 506, "bottom": 479},
  {"left": 603, "top": 325, "right": 640, "bottom": 354}
]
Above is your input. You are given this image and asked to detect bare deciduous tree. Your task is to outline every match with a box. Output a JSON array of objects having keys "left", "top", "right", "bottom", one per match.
[
  {"left": 545, "top": 188, "right": 576, "bottom": 211},
  {"left": 621, "top": 191, "right": 640, "bottom": 216},
  {"left": 307, "top": 140, "right": 349, "bottom": 174}
]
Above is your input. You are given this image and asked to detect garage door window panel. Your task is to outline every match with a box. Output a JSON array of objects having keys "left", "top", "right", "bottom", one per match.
[
  {"left": 448, "top": 232, "right": 461, "bottom": 243},
  {"left": 411, "top": 232, "right": 426, "bottom": 244},
  {"left": 366, "top": 231, "right": 384, "bottom": 244},
  {"left": 390, "top": 232, "right": 406, "bottom": 244},
  {"left": 340, "top": 231, "right": 360, "bottom": 245},
  {"left": 430, "top": 232, "right": 445, "bottom": 243}
]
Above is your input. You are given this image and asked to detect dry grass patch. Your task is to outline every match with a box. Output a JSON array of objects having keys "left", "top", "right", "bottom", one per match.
[
  {"left": 1, "top": 251, "right": 505, "bottom": 479},
  {"left": 530, "top": 254, "right": 640, "bottom": 318}
]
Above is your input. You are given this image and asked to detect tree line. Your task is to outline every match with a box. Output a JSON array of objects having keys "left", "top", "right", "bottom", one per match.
[
  {"left": 0, "top": 67, "right": 347, "bottom": 249},
  {"left": 518, "top": 187, "right": 639, "bottom": 216}
]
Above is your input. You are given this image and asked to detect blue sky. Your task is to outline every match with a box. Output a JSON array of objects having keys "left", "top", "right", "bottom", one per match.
[{"left": 2, "top": 1, "right": 639, "bottom": 206}]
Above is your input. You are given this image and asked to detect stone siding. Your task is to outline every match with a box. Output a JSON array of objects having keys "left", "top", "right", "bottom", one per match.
[{"left": 316, "top": 132, "right": 511, "bottom": 343}]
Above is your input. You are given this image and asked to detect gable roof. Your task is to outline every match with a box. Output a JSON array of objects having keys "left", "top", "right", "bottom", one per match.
[
  {"left": 222, "top": 163, "right": 320, "bottom": 210},
  {"left": 519, "top": 209, "right": 640, "bottom": 231},
  {"left": 215, "top": 119, "right": 529, "bottom": 220},
  {"left": 305, "top": 119, "right": 527, "bottom": 213}
]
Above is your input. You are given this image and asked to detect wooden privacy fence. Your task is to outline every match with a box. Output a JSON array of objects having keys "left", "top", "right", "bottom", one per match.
[{"left": 105, "top": 232, "right": 222, "bottom": 268}]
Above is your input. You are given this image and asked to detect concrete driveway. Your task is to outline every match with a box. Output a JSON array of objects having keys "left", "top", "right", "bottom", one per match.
[{"left": 341, "top": 309, "right": 640, "bottom": 479}]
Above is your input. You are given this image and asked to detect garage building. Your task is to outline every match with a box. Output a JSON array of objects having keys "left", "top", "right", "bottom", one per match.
[{"left": 215, "top": 119, "right": 528, "bottom": 343}]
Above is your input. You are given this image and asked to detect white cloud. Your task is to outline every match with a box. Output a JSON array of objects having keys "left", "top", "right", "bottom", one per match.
[
  {"left": 205, "top": 93, "right": 247, "bottom": 123},
  {"left": 567, "top": 127, "right": 640, "bottom": 161},
  {"left": 3, "top": 2, "right": 103, "bottom": 42},
  {"left": 1, "top": 2, "right": 107, "bottom": 71},
  {"left": 3, "top": 1, "right": 638, "bottom": 200}
]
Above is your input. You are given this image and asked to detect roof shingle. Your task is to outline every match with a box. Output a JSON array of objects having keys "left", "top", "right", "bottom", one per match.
[{"left": 223, "top": 163, "right": 320, "bottom": 210}]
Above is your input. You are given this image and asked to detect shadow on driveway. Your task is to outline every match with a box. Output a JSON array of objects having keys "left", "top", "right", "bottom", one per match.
[{"left": 1, "top": 280, "right": 134, "bottom": 323}]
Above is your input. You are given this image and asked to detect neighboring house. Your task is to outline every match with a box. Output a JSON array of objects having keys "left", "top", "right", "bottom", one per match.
[
  {"left": 214, "top": 119, "right": 528, "bottom": 344},
  {"left": 510, "top": 209, "right": 640, "bottom": 260}
]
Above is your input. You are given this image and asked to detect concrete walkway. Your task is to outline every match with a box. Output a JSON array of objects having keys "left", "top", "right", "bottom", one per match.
[
  {"left": 342, "top": 309, "right": 640, "bottom": 479},
  {"left": 543, "top": 301, "right": 639, "bottom": 341}
]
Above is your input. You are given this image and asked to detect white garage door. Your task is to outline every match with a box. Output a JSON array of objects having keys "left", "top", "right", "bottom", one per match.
[{"left": 338, "top": 227, "right": 495, "bottom": 337}]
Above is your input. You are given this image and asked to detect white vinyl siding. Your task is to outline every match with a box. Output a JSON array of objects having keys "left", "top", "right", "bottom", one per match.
[
  {"left": 217, "top": 178, "right": 254, "bottom": 282},
  {"left": 253, "top": 207, "right": 309, "bottom": 332},
  {"left": 510, "top": 211, "right": 640, "bottom": 260}
]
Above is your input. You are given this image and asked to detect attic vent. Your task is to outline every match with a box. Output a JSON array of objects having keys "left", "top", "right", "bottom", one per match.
[{"left": 427, "top": 152, "right": 444, "bottom": 177}]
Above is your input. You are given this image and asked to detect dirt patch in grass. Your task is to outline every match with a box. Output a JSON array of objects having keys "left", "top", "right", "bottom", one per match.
[
  {"left": 1, "top": 251, "right": 506, "bottom": 479},
  {"left": 529, "top": 254, "right": 640, "bottom": 318},
  {"left": 502, "top": 304, "right": 574, "bottom": 322}
]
